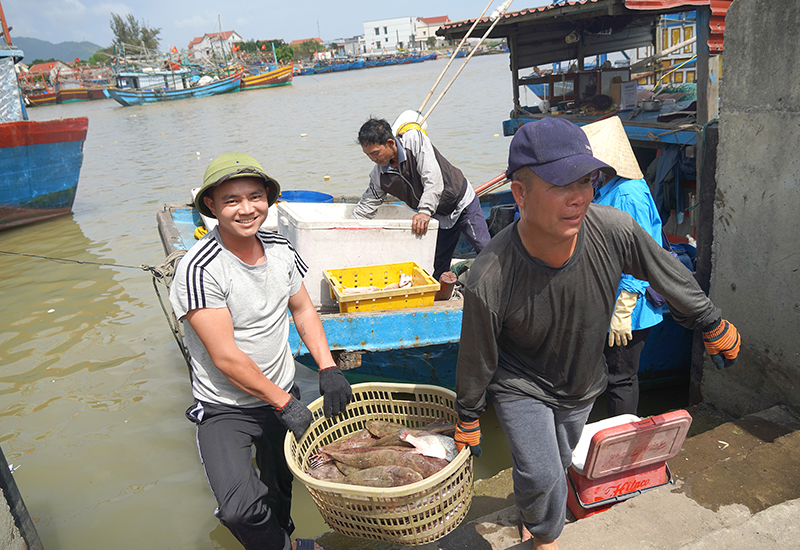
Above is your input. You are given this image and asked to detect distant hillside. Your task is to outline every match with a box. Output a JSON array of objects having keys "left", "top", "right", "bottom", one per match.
[{"left": 13, "top": 36, "right": 104, "bottom": 63}]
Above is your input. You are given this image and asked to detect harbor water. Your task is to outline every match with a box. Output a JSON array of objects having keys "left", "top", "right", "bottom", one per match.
[
  {"left": 3, "top": 53, "right": 693, "bottom": 548},
  {"left": 2, "top": 54, "right": 517, "bottom": 549}
]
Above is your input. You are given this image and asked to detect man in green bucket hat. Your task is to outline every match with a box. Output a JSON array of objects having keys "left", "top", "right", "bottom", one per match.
[{"left": 171, "top": 152, "right": 348, "bottom": 550}]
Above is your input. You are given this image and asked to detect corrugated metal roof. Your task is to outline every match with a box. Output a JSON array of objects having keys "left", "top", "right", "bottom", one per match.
[
  {"left": 438, "top": 0, "right": 731, "bottom": 54},
  {"left": 623, "top": 0, "right": 731, "bottom": 51}
]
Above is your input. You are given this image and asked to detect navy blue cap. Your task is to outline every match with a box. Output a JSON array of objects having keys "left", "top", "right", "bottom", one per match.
[{"left": 506, "top": 118, "right": 616, "bottom": 185}]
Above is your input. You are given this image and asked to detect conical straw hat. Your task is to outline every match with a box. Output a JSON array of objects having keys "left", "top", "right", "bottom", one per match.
[{"left": 581, "top": 116, "right": 643, "bottom": 180}]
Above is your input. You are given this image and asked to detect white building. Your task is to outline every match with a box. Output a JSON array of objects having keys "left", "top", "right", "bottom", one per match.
[
  {"left": 363, "top": 17, "right": 416, "bottom": 54},
  {"left": 328, "top": 36, "right": 362, "bottom": 58},
  {"left": 188, "top": 30, "right": 244, "bottom": 62},
  {"left": 416, "top": 16, "right": 450, "bottom": 49}
]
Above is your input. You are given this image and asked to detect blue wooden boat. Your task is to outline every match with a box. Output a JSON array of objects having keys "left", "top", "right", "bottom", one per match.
[
  {"left": 331, "top": 63, "right": 351, "bottom": 72},
  {"left": 104, "top": 69, "right": 243, "bottom": 107},
  {"left": 155, "top": 190, "right": 691, "bottom": 389},
  {"left": 350, "top": 60, "right": 365, "bottom": 69},
  {"left": 0, "top": 47, "right": 88, "bottom": 230}
]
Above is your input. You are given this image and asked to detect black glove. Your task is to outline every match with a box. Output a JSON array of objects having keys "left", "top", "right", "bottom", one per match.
[
  {"left": 318, "top": 367, "right": 352, "bottom": 418},
  {"left": 276, "top": 395, "right": 312, "bottom": 439}
]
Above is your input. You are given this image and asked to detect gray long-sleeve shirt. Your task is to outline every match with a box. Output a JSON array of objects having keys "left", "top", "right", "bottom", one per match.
[
  {"left": 455, "top": 203, "right": 720, "bottom": 419},
  {"left": 352, "top": 130, "right": 475, "bottom": 229}
]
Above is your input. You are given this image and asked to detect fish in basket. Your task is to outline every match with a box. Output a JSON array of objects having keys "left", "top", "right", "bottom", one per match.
[
  {"left": 305, "top": 418, "right": 458, "bottom": 485},
  {"left": 284, "top": 383, "right": 473, "bottom": 545}
]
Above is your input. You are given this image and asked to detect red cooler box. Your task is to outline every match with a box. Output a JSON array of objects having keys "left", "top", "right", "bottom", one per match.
[{"left": 566, "top": 410, "right": 692, "bottom": 519}]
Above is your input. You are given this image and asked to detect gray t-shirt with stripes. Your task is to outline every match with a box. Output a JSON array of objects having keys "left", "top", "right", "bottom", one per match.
[{"left": 170, "top": 228, "right": 307, "bottom": 407}]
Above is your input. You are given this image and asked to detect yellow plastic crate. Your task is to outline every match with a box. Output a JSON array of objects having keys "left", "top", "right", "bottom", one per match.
[{"left": 324, "top": 261, "right": 440, "bottom": 313}]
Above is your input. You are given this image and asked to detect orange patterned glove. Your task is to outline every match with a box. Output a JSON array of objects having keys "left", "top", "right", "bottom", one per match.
[
  {"left": 455, "top": 418, "right": 482, "bottom": 457},
  {"left": 702, "top": 318, "right": 741, "bottom": 370}
]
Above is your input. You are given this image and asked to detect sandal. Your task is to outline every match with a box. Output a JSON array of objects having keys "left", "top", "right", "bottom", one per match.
[{"left": 295, "top": 539, "right": 325, "bottom": 550}]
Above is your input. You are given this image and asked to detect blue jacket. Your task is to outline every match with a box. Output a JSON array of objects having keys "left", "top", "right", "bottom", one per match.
[{"left": 594, "top": 176, "right": 664, "bottom": 330}]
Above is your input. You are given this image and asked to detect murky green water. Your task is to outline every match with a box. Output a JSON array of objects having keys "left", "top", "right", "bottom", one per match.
[
  {"left": 4, "top": 53, "right": 693, "bottom": 548},
  {"left": 2, "top": 55, "right": 520, "bottom": 548}
]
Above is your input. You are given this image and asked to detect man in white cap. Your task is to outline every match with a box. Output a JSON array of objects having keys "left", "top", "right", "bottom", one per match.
[
  {"left": 352, "top": 116, "right": 491, "bottom": 280},
  {"left": 453, "top": 118, "right": 741, "bottom": 549},
  {"left": 584, "top": 116, "right": 665, "bottom": 417},
  {"left": 170, "top": 152, "right": 349, "bottom": 550}
]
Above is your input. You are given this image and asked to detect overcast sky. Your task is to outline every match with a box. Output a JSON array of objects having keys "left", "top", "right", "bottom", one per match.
[{"left": 8, "top": 1, "right": 551, "bottom": 50}]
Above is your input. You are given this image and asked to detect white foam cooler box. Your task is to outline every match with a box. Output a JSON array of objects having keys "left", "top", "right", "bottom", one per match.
[
  {"left": 276, "top": 202, "right": 438, "bottom": 308},
  {"left": 567, "top": 409, "right": 692, "bottom": 519}
]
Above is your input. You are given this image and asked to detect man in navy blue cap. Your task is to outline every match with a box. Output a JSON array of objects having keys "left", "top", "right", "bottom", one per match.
[{"left": 453, "top": 118, "right": 740, "bottom": 549}]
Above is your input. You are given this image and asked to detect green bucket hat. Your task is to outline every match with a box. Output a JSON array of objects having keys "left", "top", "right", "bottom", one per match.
[{"left": 196, "top": 152, "right": 281, "bottom": 218}]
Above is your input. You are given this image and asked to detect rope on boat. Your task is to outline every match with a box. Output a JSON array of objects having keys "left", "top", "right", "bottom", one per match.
[{"left": 149, "top": 250, "right": 192, "bottom": 371}]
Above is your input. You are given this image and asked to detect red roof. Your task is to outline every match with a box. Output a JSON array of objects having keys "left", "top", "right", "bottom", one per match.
[
  {"left": 206, "top": 30, "right": 236, "bottom": 41},
  {"left": 289, "top": 37, "right": 323, "bottom": 46},
  {"left": 439, "top": 0, "right": 731, "bottom": 53},
  {"left": 418, "top": 16, "right": 450, "bottom": 25},
  {"left": 28, "top": 62, "right": 60, "bottom": 74},
  {"left": 188, "top": 31, "right": 241, "bottom": 50},
  {"left": 623, "top": 0, "right": 732, "bottom": 51}
]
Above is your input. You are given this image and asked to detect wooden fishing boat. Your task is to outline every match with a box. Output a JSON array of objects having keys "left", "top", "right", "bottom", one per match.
[
  {"left": 104, "top": 68, "right": 243, "bottom": 107},
  {"left": 155, "top": 189, "right": 691, "bottom": 389},
  {"left": 436, "top": 0, "right": 733, "bottom": 392},
  {"left": 56, "top": 85, "right": 89, "bottom": 103},
  {"left": 86, "top": 86, "right": 109, "bottom": 100},
  {"left": 25, "top": 90, "right": 57, "bottom": 106},
  {"left": 240, "top": 63, "right": 293, "bottom": 90},
  {"left": 0, "top": 117, "right": 88, "bottom": 229},
  {"left": 0, "top": 43, "right": 88, "bottom": 230}
]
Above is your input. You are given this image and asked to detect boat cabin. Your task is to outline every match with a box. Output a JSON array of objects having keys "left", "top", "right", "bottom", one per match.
[
  {"left": 114, "top": 67, "right": 192, "bottom": 92},
  {"left": 438, "top": 0, "right": 732, "bottom": 243},
  {"left": 439, "top": 0, "right": 734, "bottom": 399}
]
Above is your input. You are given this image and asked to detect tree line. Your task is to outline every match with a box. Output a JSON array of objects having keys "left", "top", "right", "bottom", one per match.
[{"left": 77, "top": 13, "right": 342, "bottom": 66}]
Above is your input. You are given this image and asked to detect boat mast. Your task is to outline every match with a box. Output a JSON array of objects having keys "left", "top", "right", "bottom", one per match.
[
  {"left": 217, "top": 15, "right": 228, "bottom": 71},
  {"left": 0, "top": 1, "right": 13, "bottom": 47}
]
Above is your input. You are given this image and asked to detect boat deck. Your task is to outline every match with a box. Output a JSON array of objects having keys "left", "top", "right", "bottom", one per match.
[{"left": 156, "top": 194, "right": 692, "bottom": 388}]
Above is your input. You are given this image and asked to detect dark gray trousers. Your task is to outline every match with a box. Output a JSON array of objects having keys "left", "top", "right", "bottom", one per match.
[
  {"left": 494, "top": 396, "right": 593, "bottom": 542},
  {"left": 433, "top": 195, "right": 491, "bottom": 279},
  {"left": 189, "top": 389, "right": 299, "bottom": 550}
]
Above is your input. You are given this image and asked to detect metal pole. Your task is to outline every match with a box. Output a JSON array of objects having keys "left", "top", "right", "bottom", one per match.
[
  {"left": 421, "top": 0, "right": 514, "bottom": 125},
  {"left": 0, "top": 444, "right": 44, "bottom": 550},
  {"left": 418, "top": 0, "right": 495, "bottom": 114},
  {"left": 0, "top": 1, "right": 13, "bottom": 46}
]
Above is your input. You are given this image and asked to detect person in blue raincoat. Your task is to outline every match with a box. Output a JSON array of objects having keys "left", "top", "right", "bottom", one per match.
[{"left": 584, "top": 116, "right": 664, "bottom": 417}]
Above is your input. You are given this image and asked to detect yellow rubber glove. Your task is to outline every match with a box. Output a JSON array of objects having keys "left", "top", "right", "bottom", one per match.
[{"left": 608, "top": 290, "right": 638, "bottom": 347}]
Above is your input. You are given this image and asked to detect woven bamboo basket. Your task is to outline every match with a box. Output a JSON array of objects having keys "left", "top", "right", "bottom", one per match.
[{"left": 285, "top": 382, "right": 473, "bottom": 545}]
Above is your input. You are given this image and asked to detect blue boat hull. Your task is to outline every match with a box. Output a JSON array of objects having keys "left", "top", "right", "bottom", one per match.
[
  {"left": 0, "top": 118, "right": 88, "bottom": 230},
  {"left": 105, "top": 72, "right": 242, "bottom": 106},
  {"left": 158, "top": 195, "right": 692, "bottom": 390}
]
